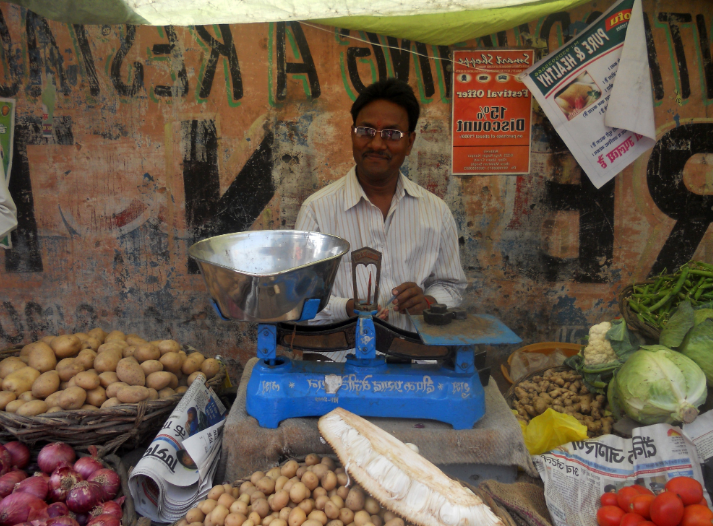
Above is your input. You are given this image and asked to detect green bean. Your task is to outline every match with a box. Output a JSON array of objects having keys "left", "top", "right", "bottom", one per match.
[{"left": 649, "top": 267, "right": 690, "bottom": 312}]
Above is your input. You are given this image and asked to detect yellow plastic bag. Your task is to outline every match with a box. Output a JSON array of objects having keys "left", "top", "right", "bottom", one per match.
[{"left": 523, "top": 408, "right": 589, "bottom": 455}]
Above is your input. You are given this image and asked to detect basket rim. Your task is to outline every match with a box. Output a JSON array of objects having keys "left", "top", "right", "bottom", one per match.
[{"left": 618, "top": 281, "right": 662, "bottom": 341}]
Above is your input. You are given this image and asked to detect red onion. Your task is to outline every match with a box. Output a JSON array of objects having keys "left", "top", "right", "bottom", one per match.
[
  {"left": 47, "top": 518, "right": 79, "bottom": 526},
  {"left": 0, "top": 492, "right": 48, "bottom": 526},
  {"left": 38, "top": 445, "right": 76, "bottom": 475},
  {"left": 72, "top": 515, "right": 86, "bottom": 526},
  {"left": 65, "top": 482, "right": 103, "bottom": 514},
  {"left": 72, "top": 455, "right": 101, "bottom": 483},
  {"left": 14, "top": 475, "right": 49, "bottom": 500},
  {"left": 30, "top": 522, "right": 48, "bottom": 526},
  {"left": 3, "top": 443, "right": 29, "bottom": 470},
  {"left": 85, "top": 516, "right": 118, "bottom": 526},
  {"left": 86, "top": 470, "right": 119, "bottom": 501},
  {"left": 0, "top": 446, "right": 12, "bottom": 477},
  {"left": 49, "top": 468, "right": 83, "bottom": 503},
  {"left": 46, "top": 504, "right": 68, "bottom": 519},
  {"left": 0, "top": 471, "right": 26, "bottom": 498},
  {"left": 88, "top": 501, "right": 121, "bottom": 521}
]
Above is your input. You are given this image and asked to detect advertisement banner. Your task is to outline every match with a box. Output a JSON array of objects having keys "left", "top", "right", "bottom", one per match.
[
  {"left": 521, "top": 0, "right": 655, "bottom": 189},
  {"left": 451, "top": 49, "right": 534, "bottom": 175}
]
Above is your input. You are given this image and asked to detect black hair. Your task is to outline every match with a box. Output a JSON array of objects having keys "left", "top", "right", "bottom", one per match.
[{"left": 350, "top": 78, "right": 420, "bottom": 133}]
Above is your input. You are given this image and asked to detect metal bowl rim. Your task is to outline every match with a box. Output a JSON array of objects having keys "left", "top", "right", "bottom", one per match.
[{"left": 188, "top": 230, "right": 350, "bottom": 277}]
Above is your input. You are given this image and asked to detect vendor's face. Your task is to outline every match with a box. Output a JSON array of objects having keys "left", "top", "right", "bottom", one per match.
[{"left": 352, "top": 99, "right": 415, "bottom": 183}]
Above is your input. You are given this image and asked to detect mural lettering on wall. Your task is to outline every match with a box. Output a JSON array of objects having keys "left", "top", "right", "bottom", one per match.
[{"left": 0, "top": 0, "right": 712, "bottom": 354}]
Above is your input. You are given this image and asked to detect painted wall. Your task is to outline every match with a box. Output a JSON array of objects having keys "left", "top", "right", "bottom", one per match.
[{"left": 0, "top": 0, "right": 712, "bottom": 368}]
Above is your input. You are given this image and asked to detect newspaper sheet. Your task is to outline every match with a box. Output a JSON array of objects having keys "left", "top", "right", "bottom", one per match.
[
  {"left": 535, "top": 424, "right": 710, "bottom": 526},
  {"left": 129, "top": 376, "right": 227, "bottom": 522},
  {"left": 522, "top": 0, "right": 656, "bottom": 189}
]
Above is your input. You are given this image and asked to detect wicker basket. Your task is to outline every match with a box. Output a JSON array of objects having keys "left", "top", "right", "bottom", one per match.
[
  {"left": 0, "top": 345, "right": 226, "bottom": 455},
  {"left": 618, "top": 281, "right": 661, "bottom": 343}
]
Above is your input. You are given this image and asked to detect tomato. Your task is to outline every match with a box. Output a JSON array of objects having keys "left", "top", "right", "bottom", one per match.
[
  {"left": 680, "top": 504, "right": 713, "bottom": 526},
  {"left": 650, "top": 492, "right": 684, "bottom": 526},
  {"left": 598, "top": 505, "right": 626, "bottom": 526},
  {"left": 666, "top": 477, "right": 704, "bottom": 506},
  {"left": 632, "top": 485, "right": 654, "bottom": 496},
  {"left": 601, "top": 492, "right": 619, "bottom": 507},
  {"left": 639, "top": 523, "right": 656, "bottom": 526},
  {"left": 618, "top": 487, "right": 643, "bottom": 512},
  {"left": 631, "top": 494, "right": 655, "bottom": 519},
  {"left": 701, "top": 498, "right": 710, "bottom": 507},
  {"left": 621, "top": 513, "right": 647, "bottom": 526}
]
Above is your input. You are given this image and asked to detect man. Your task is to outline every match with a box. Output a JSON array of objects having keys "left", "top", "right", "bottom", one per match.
[{"left": 295, "top": 78, "right": 467, "bottom": 344}]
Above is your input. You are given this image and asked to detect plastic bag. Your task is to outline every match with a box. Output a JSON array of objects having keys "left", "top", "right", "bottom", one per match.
[
  {"left": 523, "top": 408, "right": 589, "bottom": 455},
  {"left": 510, "top": 349, "right": 568, "bottom": 383}
]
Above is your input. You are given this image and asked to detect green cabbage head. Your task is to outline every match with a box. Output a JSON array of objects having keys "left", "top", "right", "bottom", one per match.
[{"left": 608, "top": 346, "right": 707, "bottom": 425}]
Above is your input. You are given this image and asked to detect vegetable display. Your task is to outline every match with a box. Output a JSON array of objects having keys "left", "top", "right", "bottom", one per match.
[
  {"left": 0, "top": 329, "right": 221, "bottom": 416},
  {"left": 607, "top": 347, "right": 707, "bottom": 425},
  {"left": 0, "top": 442, "right": 124, "bottom": 526},
  {"left": 658, "top": 300, "right": 713, "bottom": 385}
]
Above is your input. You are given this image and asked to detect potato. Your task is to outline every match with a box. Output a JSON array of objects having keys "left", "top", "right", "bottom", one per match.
[
  {"left": 256, "top": 477, "right": 276, "bottom": 495},
  {"left": 308, "top": 511, "right": 327, "bottom": 526},
  {"left": 298, "top": 500, "right": 314, "bottom": 514},
  {"left": 126, "top": 334, "right": 147, "bottom": 346},
  {"left": 86, "top": 386, "right": 107, "bottom": 407},
  {"left": 289, "top": 508, "right": 307, "bottom": 526},
  {"left": 81, "top": 337, "right": 101, "bottom": 351},
  {"left": 146, "top": 387, "right": 158, "bottom": 401},
  {"left": 338, "top": 510, "right": 353, "bottom": 525},
  {"left": 281, "top": 460, "right": 299, "bottom": 478},
  {"left": 158, "top": 340, "right": 181, "bottom": 355},
  {"left": 44, "top": 390, "right": 63, "bottom": 408},
  {"left": 116, "top": 358, "right": 145, "bottom": 386},
  {"left": 0, "top": 357, "right": 27, "bottom": 378},
  {"left": 0, "top": 391, "right": 16, "bottom": 410},
  {"left": 97, "top": 343, "right": 124, "bottom": 355},
  {"left": 47, "top": 406, "right": 63, "bottom": 413},
  {"left": 252, "top": 500, "right": 270, "bottom": 519},
  {"left": 323, "top": 503, "right": 339, "bottom": 521},
  {"left": 122, "top": 346, "right": 137, "bottom": 358},
  {"left": 23, "top": 342, "right": 57, "bottom": 372},
  {"left": 363, "top": 499, "right": 379, "bottom": 516},
  {"left": 353, "top": 512, "right": 370, "bottom": 526},
  {"left": 2, "top": 366, "right": 41, "bottom": 396},
  {"left": 135, "top": 344, "right": 160, "bottom": 363},
  {"left": 18, "top": 391, "right": 35, "bottom": 401},
  {"left": 176, "top": 386, "right": 188, "bottom": 394},
  {"left": 321, "top": 472, "right": 337, "bottom": 492},
  {"left": 201, "top": 359, "right": 221, "bottom": 379},
  {"left": 159, "top": 387, "right": 176, "bottom": 399},
  {"left": 290, "top": 483, "right": 309, "bottom": 504},
  {"left": 141, "top": 360, "right": 163, "bottom": 376},
  {"left": 106, "top": 382, "right": 129, "bottom": 398},
  {"left": 159, "top": 352, "right": 183, "bottom": 375},
  {"left": 226, "top": 514, "right": 247, "bottom": 526},
  {"left": 326, "top": 521, "right": 343, "bottom": 526},
  {"left": 5, "top": 400, "right": 25, "bottom": 413},
  {"left": 302, "top": 472, "right": 319, "bottom": 491},
  {"left": 88, "top": 328, "right": 107, "bottom": 342},
  {"left": 32, "top": 370, "right": 60, "bottom": 398},
  {"left": 98, "top": 371, "right": 119, "bottom": 387},
  {"left": 57, "top": 358, "right": 84, "bottom": 381},
  {"left": 59, "top": 386, "right": 87, "bottom": 410},
  {"left": 305, "top": 454, "right": 320, "bottom": 466},
  {"left": 51, "top": 335, "right": 82, "bottom": 358},
  {"left": 146, "top": 371, "right": 172, "bottom": 390},
  {"left": 117, "top": 385, "right": 149, "bottom": 403},
  {"left": 74, "top": 332, "right": 89, "bottom": 342},
  {"left": 105, "top": 330, "right": 126, "bottom": 342},
  {"left": 188, "top": 372, "right": 205, "bottom": 386},
  {"left": 217, "top": 493, "right": 236, "bottom": 509},
  {"left": 167, "top": 372, "right": 178, "bottom": 389},
  {"left": 345, "top": 489, "right": 364, "bottom": 512},
  {"left": 383, "top": 520, "right": 402, "bottom": 526},
  {"left": 186, "top": 509, "right": 205, "bottom": 524},
  {"left": 182, "top": 353, "right": 205, "bottom": 375},
  {"left": 16, "top": 400, "right": 47, "bottom": 416},
  {"left": 101, "top": 397, "right": 121, "bottom": 409},
  {"left": 75, "top": 370, "right": 101, "bottom": 390},
  {"left": 209, "top": 486, "right": 226, "bottom": 500},
  {"left": 75, "top": 349, "right": 97, "bottom": 370},
  {"left": 40, "top": 335, "right": 56, "bottom": 345},
  {"left": 302, "top": 521, "right": 322, "bottom": 526},
  {"left": 201, "top": 500, "right": 218, "bottom": 515}
]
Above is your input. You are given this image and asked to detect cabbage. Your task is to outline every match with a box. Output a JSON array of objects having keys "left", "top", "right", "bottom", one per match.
[
  {"left": 680, "top": 319, "right": 713, "bottom": 383},
  {"left": 609, "top": 346, "right": 707, "bottom": 425}
]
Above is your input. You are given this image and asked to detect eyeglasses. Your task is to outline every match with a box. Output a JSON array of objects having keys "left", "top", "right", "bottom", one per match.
[{"left": 352, "top": 126, "right": 406, "bottom": 141}]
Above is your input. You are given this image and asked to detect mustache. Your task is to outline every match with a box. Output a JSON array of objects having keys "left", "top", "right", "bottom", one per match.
[{"left": 363, "top": 150, "right": 391, "bottom": 159}]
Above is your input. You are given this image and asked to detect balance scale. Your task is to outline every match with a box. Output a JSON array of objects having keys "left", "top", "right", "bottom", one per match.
[{"left": 189, "top": 231, "right": 521, "bottom": 430}]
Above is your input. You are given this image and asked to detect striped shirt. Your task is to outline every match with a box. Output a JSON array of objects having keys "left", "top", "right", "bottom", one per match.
[{"left": 295, "top": 166, "right": 467, "bottom": 341}]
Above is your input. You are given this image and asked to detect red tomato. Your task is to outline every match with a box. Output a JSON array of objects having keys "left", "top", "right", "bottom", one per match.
[
  {"left": 701, "top": 498, "right": 710, "bottom": 507},
  {"left": 650, "top": 492, "right": 684, "bottom": 526},
  {"left": 638, "top": 523, "right": 656, "bottom": 526},
  {"left": 665, "top": 477, "right": 704, "bottom": 506},
  {"left": 632, "top": 485, "right": 654, "bottom": 496},
  {"left": 601, "top": 493, "right": 619, "bottom": 507},
  {"left": 621, "top": 513, "right": 647, "bottom": 526},
  {"left": 680, "top": 504, "right": 713, "bottom": 526},
  {"left": 598, "top": 505, "right": 626, "bottom": 526},
  {"left": 631, "top": 494, "right": 655, "bottom": 519},
  {"left": 618, "top": 487, "right": 642, "bottom": 512}
]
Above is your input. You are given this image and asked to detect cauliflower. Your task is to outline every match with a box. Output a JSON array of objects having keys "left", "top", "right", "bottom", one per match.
[{"left": 583, "top": 321, "right": 618, "bottom": 366}]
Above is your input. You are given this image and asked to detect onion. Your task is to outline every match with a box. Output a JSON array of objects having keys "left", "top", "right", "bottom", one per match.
[
  {"left": 3, "top": 443, "right": 29, "bottom": 470},
  {"left": 85, "top": 516, "right": 119, "bottom": 526},
  {"left": 72, "top": 515, "right": 86, "bottom": 526},
  {"left": 13, "top": 475, "right": 49, "bottom": 500},
  {"left": 88, "top": 501, "right": 121, "bottom": 521},
  {"left": 38, "top": 445, "right": 76, "bottom": 475},
  {"left": 72, "top": 457, "right": 101, "bottom": 483},
  {"left": 0, "top": 492, "right": 48, "bottom": 526},
  {"left": 30, "top": 521, "right": 48, "bottom": 526},
  {"left": 0, "top": 446, "right": 12, "bottom": 477},
  {"left": 0, "top": 471, "right": 26, "bottom": 498},
  {"left": 65, "top": 482, "right": 103, "bottom": 514},
  {"left": 47, "top": 518, "right": 79, "bottom": 526},
  {"left": 49, "top": 468, "right": 83, "bottom": 503},
  {"left": 46, "top": 504, "right": 68, "bottom": 519},
  {"left": 86, "top": 470, "right": 119, "bottom": 501}
]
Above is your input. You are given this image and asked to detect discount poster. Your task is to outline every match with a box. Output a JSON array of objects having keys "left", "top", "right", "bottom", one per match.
[{"left": 451, "top": 49, "right": 534, "bottom": 175}]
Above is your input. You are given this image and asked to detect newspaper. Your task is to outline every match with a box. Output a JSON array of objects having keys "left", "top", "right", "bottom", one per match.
[
  {"left": 129, "top": 376, "right": 227, "bottom": 523},
  {"left": 522, "top": 0, "right": 656, "bottom": 189},
  {"left": 535, "top": 424, "right": 710, "bottom": 526}
]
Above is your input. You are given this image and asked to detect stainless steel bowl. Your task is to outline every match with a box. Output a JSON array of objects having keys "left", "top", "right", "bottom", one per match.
[{"left": 189, "top": 231, "right": 350, "bottom": 322}]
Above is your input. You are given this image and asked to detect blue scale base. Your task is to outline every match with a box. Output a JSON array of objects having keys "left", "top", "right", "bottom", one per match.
[{"left": 245, "top": 355, "right": 485, "bottom": 430}]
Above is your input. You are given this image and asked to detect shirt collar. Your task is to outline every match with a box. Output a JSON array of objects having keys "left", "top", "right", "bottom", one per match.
[{"left": 343, "top": 166, "right": 423, "bottom": 212}]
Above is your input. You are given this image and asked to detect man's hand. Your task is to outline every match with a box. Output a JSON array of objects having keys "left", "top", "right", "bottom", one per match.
[{"left": 392, "top": 282, "right": 435, "bottom": 315}]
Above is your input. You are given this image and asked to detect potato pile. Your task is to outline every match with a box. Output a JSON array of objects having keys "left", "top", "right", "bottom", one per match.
[
  {"left": 512, "top": 369, "right": 614, "bottom": 437},
  {"left": 178, "top": 454, "right": 409, "bottom": 526},
  {"left": 0, "top": 328, "right": 222, "bottom": 416}
]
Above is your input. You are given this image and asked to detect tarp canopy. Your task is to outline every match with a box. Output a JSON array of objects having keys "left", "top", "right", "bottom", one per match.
[{"left": 8, "top": 0, "right": 591, "bottom": 45}]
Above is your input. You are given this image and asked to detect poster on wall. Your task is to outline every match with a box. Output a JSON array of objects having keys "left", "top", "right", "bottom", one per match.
[
  {"left": 0, "top": 97, "right": 16, "bottom": 249},
  {"left": 521, "top": 0, "right": 655, "bottom": 189},
  {"left": 451, "top": 49, "right": 534, "bottom": 175}
]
